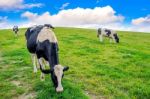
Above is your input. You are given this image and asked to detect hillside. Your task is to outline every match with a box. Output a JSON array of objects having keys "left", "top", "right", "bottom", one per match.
[{"left": 0, "top": 27, "right": 150, "bottom": 99}]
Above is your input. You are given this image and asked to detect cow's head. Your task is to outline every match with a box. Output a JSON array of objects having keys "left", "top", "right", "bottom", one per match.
[
  {"left": 40, "top": 64, "right": 69, "bottom": 92},
  {"left": 113, "top": 34, "right": 119, "bottom": 43},
  {"left": 50, "top": 65, "right": 69, "bottom": 92}
]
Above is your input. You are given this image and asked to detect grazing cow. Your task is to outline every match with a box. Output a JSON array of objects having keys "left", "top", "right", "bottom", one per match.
[
  {"left": 25, "top": 24, "right": 69, "bottom": 92},
  {"left": 97, "top": 28, "right": 119, "bottom": 43},
  {"left": 13, "top": 26, "right": 19, "bottom": 36}
]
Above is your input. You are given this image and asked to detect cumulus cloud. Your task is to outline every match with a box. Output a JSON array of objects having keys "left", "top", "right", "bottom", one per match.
[
  {"left": 21, "top": 11, "right": 38, "bottom": 19},
  {"left": 132, "top": 15, "right": 150, "bottom": 25},
  {"left": 0, "top": 0, "right": 43, "bottom": 10},
  {"left": 1, "top": 5, "right": 146, "bottom": 33},
  {"left": 21, "top": 6, "right": 124, "bottom": 27},
  {"left": 128, "top": 25, "right": 150, "bottom": 33},
  {"left": 129, "top": 15, "right": 150, "bottom": 32},
  {"left": 60, "top": 3, "right": 70, "bottom": 10}
]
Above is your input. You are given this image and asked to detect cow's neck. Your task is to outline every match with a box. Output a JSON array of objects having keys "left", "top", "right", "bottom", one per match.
[{"left": 47, "top": 44, "right": 59, "bottom": 68}]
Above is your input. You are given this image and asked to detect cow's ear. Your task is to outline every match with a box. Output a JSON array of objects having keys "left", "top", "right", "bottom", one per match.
[{"left": 63, "top": 66, "right": 69, "bottom": 71}]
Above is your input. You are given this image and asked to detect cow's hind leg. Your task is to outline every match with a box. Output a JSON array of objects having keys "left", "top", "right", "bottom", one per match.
[
  {"left": 31, "top": 54, "right": 38, "bottom": 73},
  {"left": 38, "top": 58, "right": 45, "bottom": 81}
]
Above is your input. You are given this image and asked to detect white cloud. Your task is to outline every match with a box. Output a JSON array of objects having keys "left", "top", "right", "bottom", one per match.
[
  {"left": 132, "top": 15, "right": 150, "bottom": 25},
  {"left": 128, "top": 25, "right": 150, "bottom": 33},
  {"left": 21, "top": 6, "right": 124, "bottom": 27},
  {"left": 129, "top": 15, "right": 150, "bottom": 32},
  {"left": 0, "top": 0, "right": 43, "bottom": 10},
  {"left": 1, "top": 5, "right": 149, "bottom": 33},
  {"left": 21, "top": 11, "right": 38, "bottom": 19},
  {"left": 60, "top": 3, "right": 70, "bottom": 10}
]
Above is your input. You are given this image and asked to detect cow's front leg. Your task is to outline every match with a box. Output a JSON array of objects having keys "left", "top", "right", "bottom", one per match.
[
  {"left": 38, "top": 58, "right": 45, "bottom": 81},
  {"left": 31, "top": 54, "right": 37, "bottom": 73}
]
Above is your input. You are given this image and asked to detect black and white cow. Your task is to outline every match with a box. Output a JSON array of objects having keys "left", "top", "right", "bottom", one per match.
[
  {"left": 97, "top": 28, "right": 119, "bottom": 43},
  {"left": 13, "top": 26, "right": 19, "bottom": 36},
  {"left": 25, "top": 24, "right": 69, "bottom": 92}
]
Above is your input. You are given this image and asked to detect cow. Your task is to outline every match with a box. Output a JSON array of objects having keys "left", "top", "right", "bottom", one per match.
[
  {"left": 97, "top": 28, "right": 119, "bottom": 43},
  {"left": 25, "top": 24, "right": 69, "bottom": 92},
  {"left": 13, "top": 26, "right": 19, "bottom": 36}
]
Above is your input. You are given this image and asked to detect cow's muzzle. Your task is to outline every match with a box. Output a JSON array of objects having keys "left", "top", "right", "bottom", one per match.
[{"left": 56, "top": 86, "right": 63, "bottom": 92}]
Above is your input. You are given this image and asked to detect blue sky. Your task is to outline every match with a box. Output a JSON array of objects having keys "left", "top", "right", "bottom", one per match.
[{"left": 0, "top": 0, "right": 150, "bottom": 32}]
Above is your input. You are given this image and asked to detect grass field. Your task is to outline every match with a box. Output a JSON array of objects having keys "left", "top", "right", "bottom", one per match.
[{"left": 0, "top": 27, "right": 150, "bottom": 99}]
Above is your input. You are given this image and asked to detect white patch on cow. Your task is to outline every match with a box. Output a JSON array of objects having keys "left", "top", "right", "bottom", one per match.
[
  {"left": 54, "top": 64, "right": 64, "bottom": 92},
  {"left": 37, "top": 27, "right": 57, "bottom": 43}
]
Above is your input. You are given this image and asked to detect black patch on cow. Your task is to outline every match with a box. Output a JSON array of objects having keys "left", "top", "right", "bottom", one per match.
[
  {"left": 51, "top": 71, "right": 58, "bottom": 88},
  {"left": 36, "top": 40, "right": 59, "bottom": 64},
  {"left": 105, "top": 29, "right": 111, "bottom": 36},
  {"left": 98, "top": 28, "right": 101, "bottom": 34},
  {"left": 113, "top": 34, "right": 119, "bottom": 43},
  {"left": 25, "top": 26, "right": 44, "bottom": 53}
]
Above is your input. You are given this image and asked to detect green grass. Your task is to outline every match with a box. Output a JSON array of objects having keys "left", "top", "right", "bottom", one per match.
[{"left": 0, "top": 27, "right": 150, "bottom": 99}]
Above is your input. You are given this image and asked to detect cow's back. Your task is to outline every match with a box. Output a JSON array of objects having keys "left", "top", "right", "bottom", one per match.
[{"left": 25, "top": 26, "right": 44, "bottom": 53}]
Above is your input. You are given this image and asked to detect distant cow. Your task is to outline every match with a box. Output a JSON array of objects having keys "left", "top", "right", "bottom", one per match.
[
  {"left": 97, "top": 28, "right": 119, "bottom": 43},
  {"left": 25, "top": 24, "right": 69, "bottom": 92},
  {"left": 13, "top": 26, "right": 19, "bottom": 36}
]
